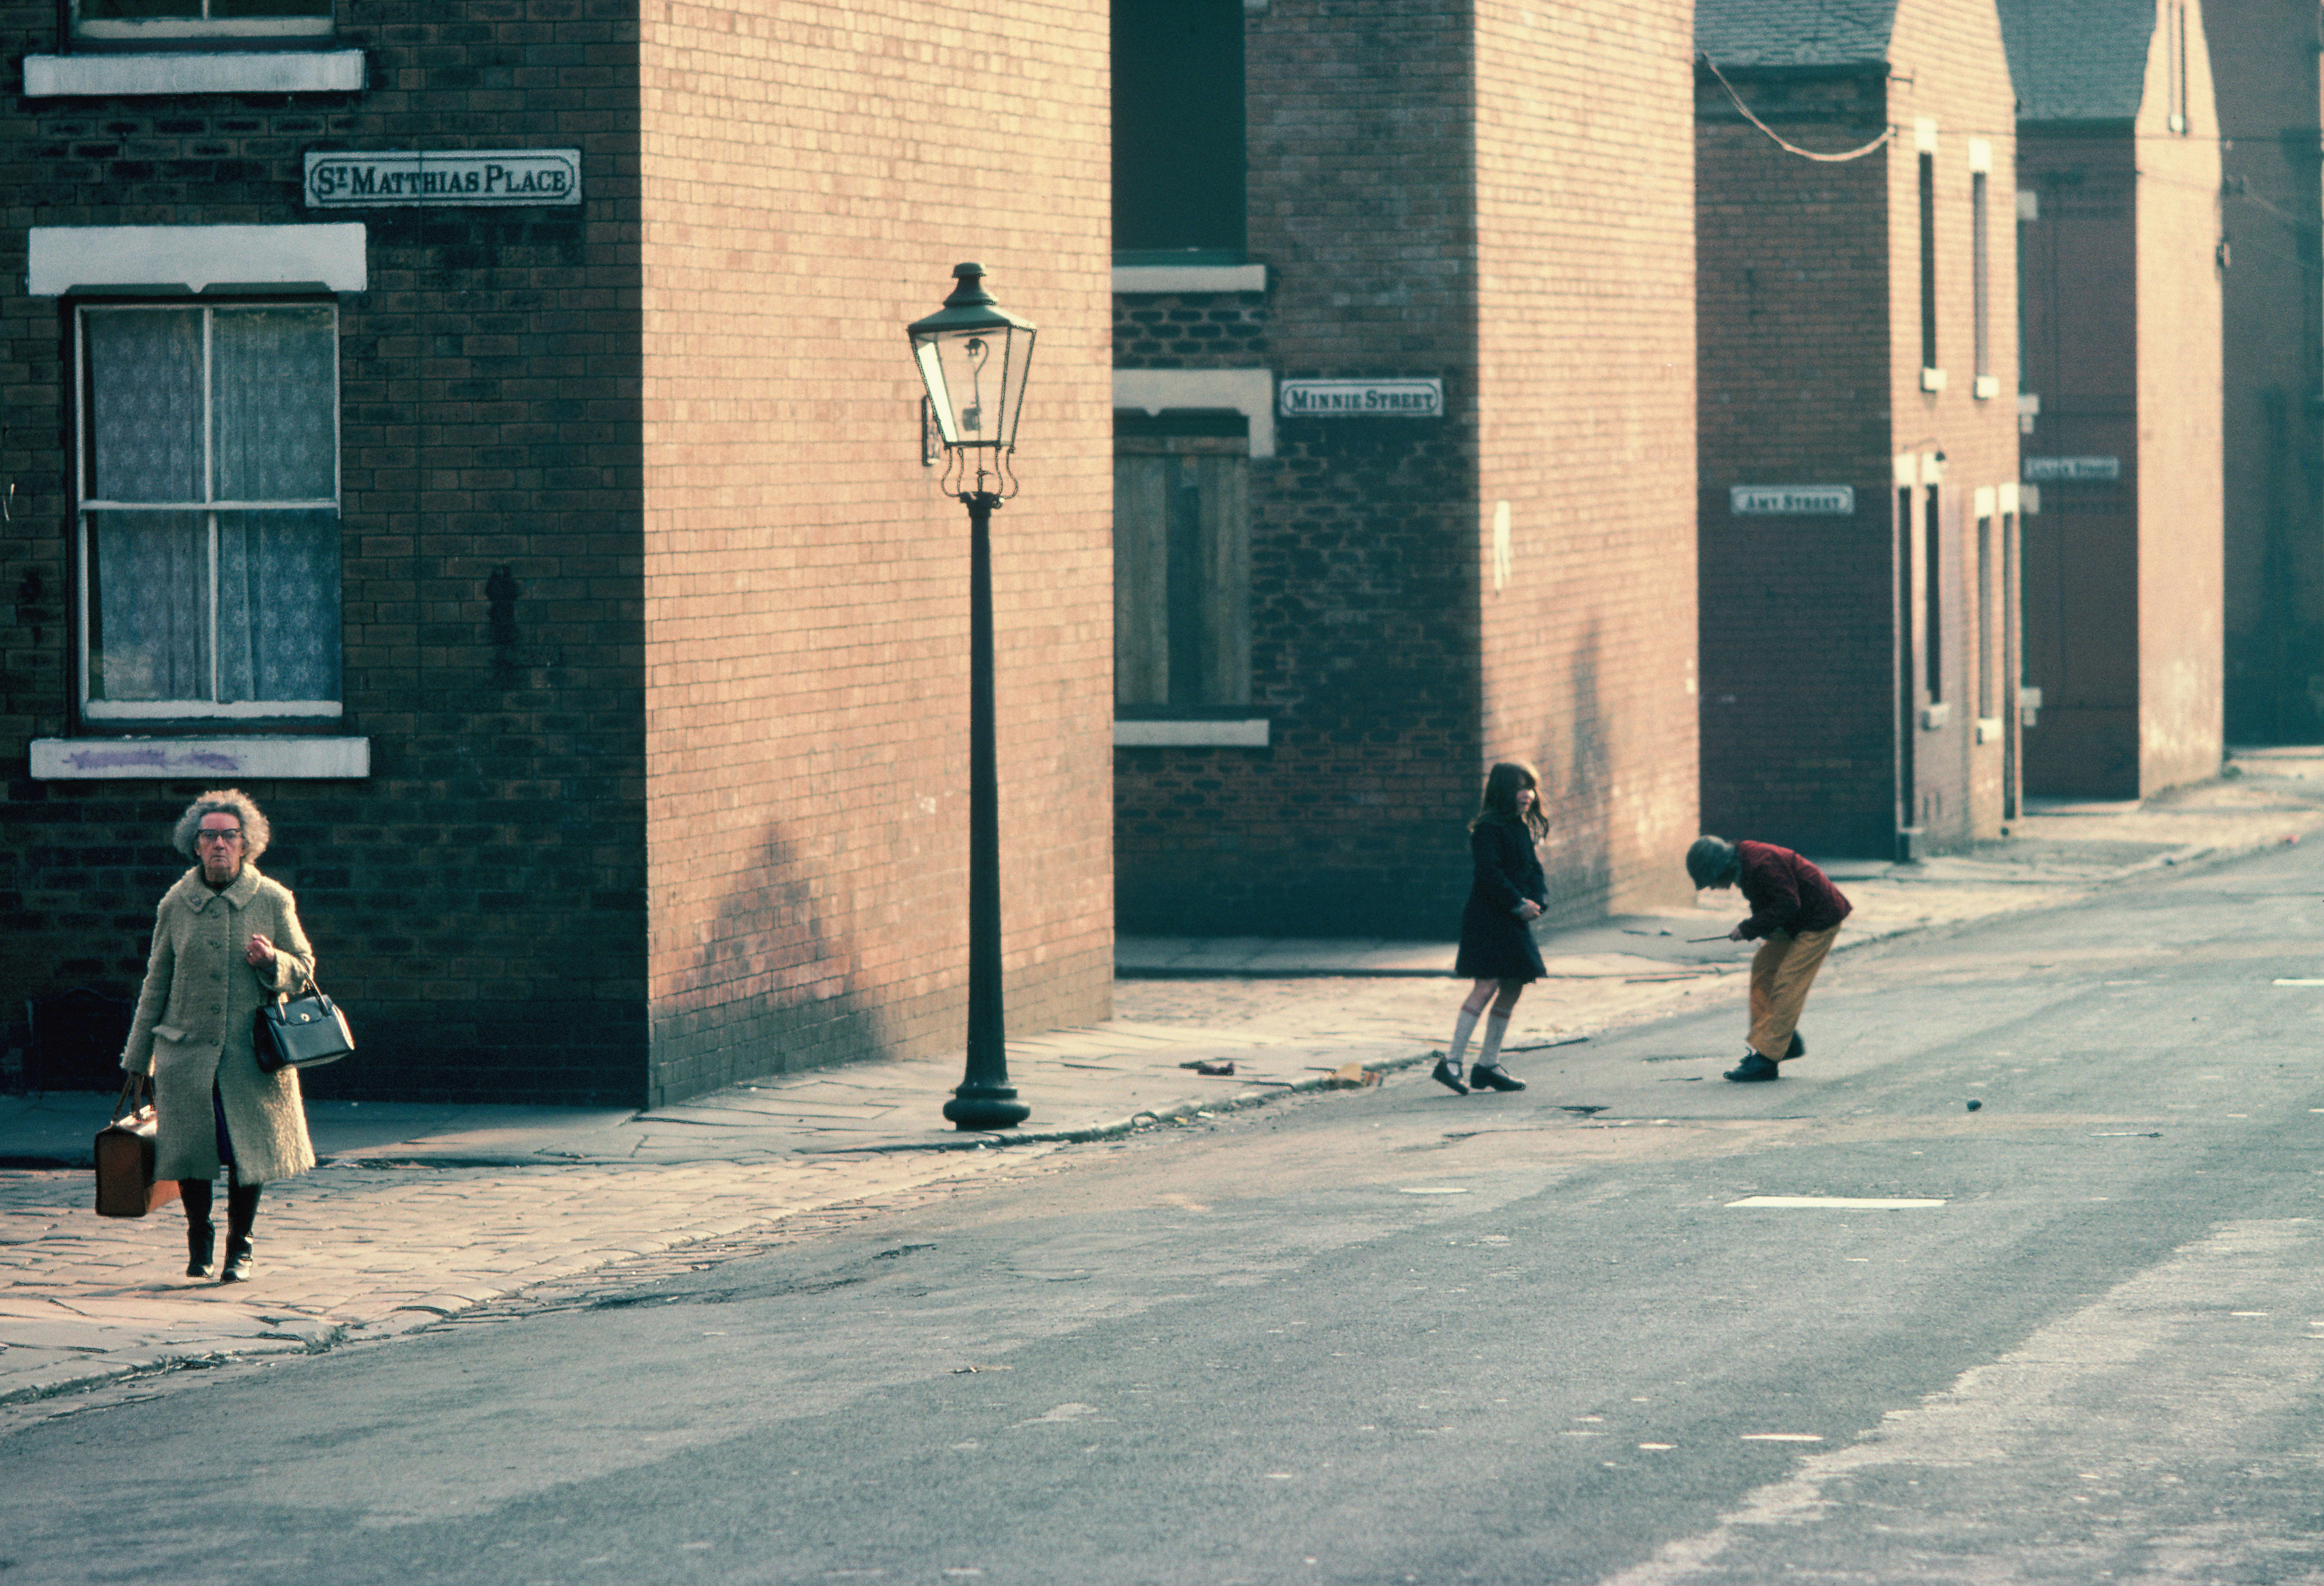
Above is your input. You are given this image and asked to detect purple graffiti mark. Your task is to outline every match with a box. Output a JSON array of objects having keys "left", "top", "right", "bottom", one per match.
[{"left": 64, "top": 747, "right": 243, "bottom": 772}]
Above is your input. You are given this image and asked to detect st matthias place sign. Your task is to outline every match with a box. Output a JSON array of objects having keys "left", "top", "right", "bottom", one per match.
[{"left": 305, "top": 150, "right": 582, "bottom": 208}]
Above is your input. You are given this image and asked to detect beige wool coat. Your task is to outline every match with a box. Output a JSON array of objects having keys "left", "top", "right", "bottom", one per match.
[{"left": 120, "top": 865, "right": 319, "bottom": 1184}]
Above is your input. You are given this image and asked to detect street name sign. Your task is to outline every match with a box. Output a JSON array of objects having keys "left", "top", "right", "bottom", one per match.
[
  {"left": 1730, "top": 485, "right": 1855, "bottom": 516},
  {"left": 1278, "top": 378, "right": 1443, "bottom": 418},
  {"left": 2022, "top": 456, "right": 2121, "bottom": 482},
  {"left": 304, "top": 149, "right": 582, "bottom": 208}
]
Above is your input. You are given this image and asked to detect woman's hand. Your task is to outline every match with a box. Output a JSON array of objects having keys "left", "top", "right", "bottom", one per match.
[
  {"left": 245, "top": 932, "right": 279, "bottom": 970},
  {"left": 1516, "top": 901, "right": 1543, "bottom": 922}
]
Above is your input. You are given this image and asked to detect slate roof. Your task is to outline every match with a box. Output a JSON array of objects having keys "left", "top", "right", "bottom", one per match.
[
  {"left": 1695, "top": 0, "right": 1899, "bottom": 68},
  {"left": 1996, "top": 0, "right": 2155, "bottom": 122}
]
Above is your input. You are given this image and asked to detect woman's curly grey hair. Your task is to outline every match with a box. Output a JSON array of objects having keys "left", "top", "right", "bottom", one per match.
[{"left": 172, "top": 789, "right": 271, "bottom": 861}]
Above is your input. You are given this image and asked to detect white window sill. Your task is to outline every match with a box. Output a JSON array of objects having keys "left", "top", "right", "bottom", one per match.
[
  {"left": 32, "top": 737, "right": 370, "bottom": 780},
  {"left": 1919, "top": 702, "right": 1953, "bottom": 731},
  {"left": 24, "top": 51, "right": 365, "bottom": 98},
  {"left": 1920, "top": 366, "right": 1949, "bottom": 393},
  {"left": 1973, "top": 374, "right": 2001, "bottom": 400},
  {"left": 1114, "top": 718, "right": 1270, "bottom": 748},
  {"left": 1113, "top": 263, "right": 1268, "bottom": 294}
]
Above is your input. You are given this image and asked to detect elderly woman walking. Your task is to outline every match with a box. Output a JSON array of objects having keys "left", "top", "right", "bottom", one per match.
[{"left": 120, "top": 791, "right": 318, "bottom": 1282}]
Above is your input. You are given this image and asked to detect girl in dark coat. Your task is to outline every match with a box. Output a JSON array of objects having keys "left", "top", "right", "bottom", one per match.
[{"left": 1437, "top": 761, "right": 1550, "bottom": 1094}]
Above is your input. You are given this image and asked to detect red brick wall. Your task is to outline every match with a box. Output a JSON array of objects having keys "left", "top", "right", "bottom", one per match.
[
  {"left": 2133, "top": 0, "right": 2224, "bottom": 793},
  {"left": 637, "top": 0, "right": 1114, "bottom": 1102},
  {"left": 2020, "top": 136, "right": 2141, "bottom": 797},
  {"left": 2211, "top": 0, "right": 2324, "bottom": 742},
  {"left": 1696, "top": 0, "right": 2020, "bottom": 857},
  {"left": 1695, "top": 73, "right": 1901, "bottom": 855},
  {"left": 1475, "top": 0, "right": 1698, "bottom": 918},
  {"left": 1115, "top": 0, "right": 1485, "bottom": 937},
  {"left": 1116, "top": 0, "right": 1700, "bottom": 935},
  {"left": 0, "top": 1, "right": 653, "bottom": 1104},
  {"left": 1887, "top": 0, "right": 2023, "bottom": 845}
]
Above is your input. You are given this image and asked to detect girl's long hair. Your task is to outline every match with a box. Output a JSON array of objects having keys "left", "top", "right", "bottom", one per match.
[{"left": 1469, "top": 761, "right": 1548, "bottom": 840}]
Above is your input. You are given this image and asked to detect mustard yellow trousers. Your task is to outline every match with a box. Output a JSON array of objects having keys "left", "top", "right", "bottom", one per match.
[{"left": 1748, "top": 924, "right": 1841, "bottom": 1062}]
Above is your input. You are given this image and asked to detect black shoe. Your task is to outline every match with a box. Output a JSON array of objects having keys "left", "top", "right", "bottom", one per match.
[
  {"left": 1724, "top": 1051, "right": 1780, "bottom": 1083},
  {"left": 219, "top": 1239, "right": 253, "bottom": 1284},
  {"left": 185, "top": 1224, "right": 215, "bottom": 1280},
  {"left": 1785, "top": 1031, "right": 1805, "bottom": 1059},
  {"left": 1432, "top": 1057, "right": 1470, "bottom": 1095},
  {"left": 1471, "top": 1064, "right": 1526, "bottom": 1092}
]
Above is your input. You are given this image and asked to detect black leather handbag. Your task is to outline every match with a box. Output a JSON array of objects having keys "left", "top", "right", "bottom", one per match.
[{"left": 253, "top": 983, "right": 355, "bottom": 1073}]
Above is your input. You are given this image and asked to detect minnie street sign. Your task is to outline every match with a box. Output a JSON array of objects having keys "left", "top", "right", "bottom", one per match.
[{"left": 304, "top": 150, "right": 582, "bottom": 208}]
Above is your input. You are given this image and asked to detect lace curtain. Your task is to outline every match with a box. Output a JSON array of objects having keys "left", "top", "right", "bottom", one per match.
[{"left": 83, "top": 306, "right": 340, "bottom": 706}]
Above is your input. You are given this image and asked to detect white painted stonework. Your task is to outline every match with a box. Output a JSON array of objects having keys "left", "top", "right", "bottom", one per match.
[
  {"left": 32, "top": 738, "right": 371, "bottom": 781},
  {"left": 23, "top": 52, "right": 365, "bottom": 97},
  {"left": 28, "top": 224, "right": 368, "bottom": 296}
]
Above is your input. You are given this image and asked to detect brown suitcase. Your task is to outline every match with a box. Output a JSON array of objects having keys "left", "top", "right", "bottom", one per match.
[{"left": 94, "top": 1081, "right": 180, "bottom": 1218}]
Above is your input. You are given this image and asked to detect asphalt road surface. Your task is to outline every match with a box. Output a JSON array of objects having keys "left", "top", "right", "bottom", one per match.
[{"left": 8, "top": 841, "right": 2324, "bottom": 1585}]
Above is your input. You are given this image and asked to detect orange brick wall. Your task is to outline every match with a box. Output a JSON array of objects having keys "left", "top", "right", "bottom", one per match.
[
  {"left": 1886, "top": 0, "right": 2023, "bottom": 846},
  {"left": 637, "top": 0, "right": 1114, "bottom": 1104},
  {"left": 2134, "top": 0, "right": 2224, "bottom": 793},
  {"left": 1474, "top": 0, "right": 1698, "bottom": 917}
]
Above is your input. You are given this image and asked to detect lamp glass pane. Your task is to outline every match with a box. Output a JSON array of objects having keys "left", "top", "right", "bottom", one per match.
[
  {"left": 921, "top": 325, "right": 1022, "bottom": 449},
  {"left": 912, "top": 339, "right": 960, "bottom": 445}
]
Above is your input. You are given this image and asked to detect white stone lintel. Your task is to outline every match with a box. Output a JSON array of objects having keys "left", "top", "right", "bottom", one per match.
[
  {"left": 1112, "top": 367, "right": 1275, "bottom": 459},
  {"left": 1114, "top": 719, "right": 1270, "bottom": 748},
  {"left": 28, "top": 223, "right": 367, "bottom": 296},
  {"left": 32, "top": 737, "right": 371, "bottom": 780},
  {"left": 24, "top": 51, "right": 365, "bottom": 98},
  {"left": 1113, "top": 263, "right": 1268, "bottom": 295}
]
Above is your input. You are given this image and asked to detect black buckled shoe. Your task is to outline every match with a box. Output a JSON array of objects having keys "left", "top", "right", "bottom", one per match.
[
  {"left": 1431, "top": 1057, "right": 1470, "bottom": 1095},
  {"left": 1785, "top": 1031, "right": 1805, "bottom": 1059},
  {"left": 1724, "top": 1051, "right": 1780, "bottom": 1083},
  {"left": 185, "top": 1223, "right": 215, "bottom": 1280},
  {"left": 1471, "top": 1064, "right": 1525, "bottom": 1092},
  {"left": 219, "top": 1239, "right": 253, "bottom": 1284}
]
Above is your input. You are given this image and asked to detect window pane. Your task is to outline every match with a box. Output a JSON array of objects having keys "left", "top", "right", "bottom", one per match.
[
  {"left": 89, "top": 510, "right": 209, "bottom": 701},
  {"left": 211, "top": 0, "right": 333, "bottom": 14},
  {"left": 216, "top": 510, "right": 341, "bottom": 702},
  {"left": 214, "top": 308, "right": 336, "bottom": 502},
  {"left": 86, "top": 309, "right": 203, "bottom": 503}
]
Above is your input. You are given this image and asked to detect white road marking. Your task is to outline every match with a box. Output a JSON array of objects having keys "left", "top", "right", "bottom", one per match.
[
  {"left": 1401, "top": 1187, "right": 1472, "bottom": 1195},
  {"left": 1596, "top": 1220, "right": 2324, "bottom": 1586},
  {"left": 1724, "top": 1196, "right": 1945, "bottom": 1209},
  {"left": 2271, "top": 978, "right": 2324, "bottom": 985},
  {"left": 1739, "top": 1433, "right": 1823, "bottom": 1443}
]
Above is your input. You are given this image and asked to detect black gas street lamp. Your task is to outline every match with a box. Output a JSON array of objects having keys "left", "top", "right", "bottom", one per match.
[{"left": 908, "top": 261, "right": 1036, "bottom": 1130}]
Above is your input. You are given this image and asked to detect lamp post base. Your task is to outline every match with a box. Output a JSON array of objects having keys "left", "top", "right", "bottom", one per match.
[{"left": 943, "top": 1085, "right": 1031, "bottom": 1131}]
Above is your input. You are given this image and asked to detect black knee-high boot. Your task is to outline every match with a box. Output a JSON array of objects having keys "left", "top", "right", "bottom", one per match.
[
  {"left": 179, "top": 1179, "right": 215, "bottom": 1277},
  {"left": 220, "top": 1172, "right": 261, "bottom": 1284}
]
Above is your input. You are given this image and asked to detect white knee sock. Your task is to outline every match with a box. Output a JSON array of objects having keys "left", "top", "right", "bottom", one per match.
[
  {"left": 1447, "top": 1008, "right": 1479, "bottom": 1074},
  {"left": 1477, "top": 1013, "right": 1510, "bottom": 1071}
]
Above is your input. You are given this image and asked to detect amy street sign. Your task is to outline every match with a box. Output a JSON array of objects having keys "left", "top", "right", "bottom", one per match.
[
  {"left": 304, "top": 150, "right": 582, "bottom": 208},
  {"left": 1278, "top": 379, "right": 1443, "bottom": 418},
  {"left": 1731, "top": 485, "right": 1855, "bottom": 515},
  {"left": 2022, "top": 456, "right": 2121, "bottom": 482}
]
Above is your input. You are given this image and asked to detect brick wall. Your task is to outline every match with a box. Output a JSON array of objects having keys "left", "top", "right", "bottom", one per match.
[
  {"left": 1115, "top": 0, "right": 1485, "bottom": 938},
  {"left": 2133, "top": 0, "right": 2224, "bottom": 792},
  {"left": 2019, "top": 137, "right": 2140, "bottom": 798},
  {"left": 1116, "top": 0, "right": 1700, "bottom": 937},
  {"left": 1695, "top": 0, "right": 2021, "bottom": 858},
  {"left": 2210, "top": 0, "right": 2324, "bottom": 742},
  {"left": 635, "top": 0, "right": 1114, "bottom": 1102},
  {"left": 0, "top": 0, "right": 652, "bottom": 1104},
  {"left": 1695, "top": 74, "right": 1907, "bottom": 855},
  {"left": 1, "top": 0, "right": 1115, "bottom": 1107},
  {"left": 1474, "top": 0, "right": 1698, "bottom": 919}
]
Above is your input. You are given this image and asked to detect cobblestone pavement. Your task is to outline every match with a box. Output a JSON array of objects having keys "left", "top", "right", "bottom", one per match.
[{"left": 7, "top": 752, "right": 2322, "bottom": 1422}]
